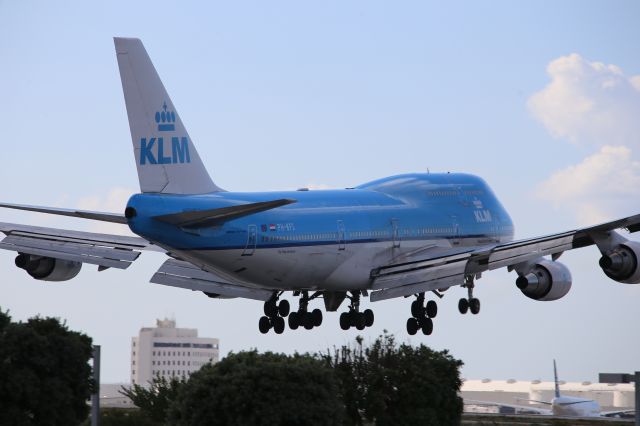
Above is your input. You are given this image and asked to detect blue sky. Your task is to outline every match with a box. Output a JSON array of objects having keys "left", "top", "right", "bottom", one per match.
[{"left": 1, "top": 1, "right": 639, "bottom": 383}]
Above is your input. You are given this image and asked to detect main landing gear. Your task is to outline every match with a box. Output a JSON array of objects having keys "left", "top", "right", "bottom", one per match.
[
  {"left": 259, "top": 292, "right": 290, "bottom": 334},
  {"left": 288, "top": 291, "right": 323, "bottom": 330},
  {"left": 340, "top": 291, "right": 374, "bottom": 330},
  {"left": 406, "top": 292, "right": 437, "bottom": 335},
  {"left": 458, "top": 276, "right": 481, "bottom": 315}
]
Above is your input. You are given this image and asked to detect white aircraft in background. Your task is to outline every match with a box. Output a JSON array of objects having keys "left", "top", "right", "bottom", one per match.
[
  {"left": 518, "top": 360, "right": 600, "bottom": 417},
  {"left": 469, "top": 360, "right": 634, "bottom": 418}
]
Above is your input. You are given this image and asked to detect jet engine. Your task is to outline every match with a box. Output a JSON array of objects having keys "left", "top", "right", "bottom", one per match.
[
  {"left": 599, "top": 241, "right": 640, "bottom": 284},
  {"left": 516, "top": 259, "right": 572, "bottom": 301},
  {"left": 15, "top": 253, "right": 82, "bottom": 282}
]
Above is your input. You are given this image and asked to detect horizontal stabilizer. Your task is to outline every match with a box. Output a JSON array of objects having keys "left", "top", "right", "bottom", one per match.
[
  {"left": 153, "top": 199, "right": 296, "bottom": 228},
  {"left": 0, "top": 202, "right": 127, "bottom": 224}
]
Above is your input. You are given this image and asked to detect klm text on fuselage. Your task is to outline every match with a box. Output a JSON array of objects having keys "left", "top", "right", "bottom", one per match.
[{"left": 140, "top": 137, "right": 191, "bottom": 165}]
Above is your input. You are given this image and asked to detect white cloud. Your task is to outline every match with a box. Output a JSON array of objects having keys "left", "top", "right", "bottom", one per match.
[
  {"left": 530, "top": 54, "right": 640, "bottom": 224},
  {"left": 77, "top": 187, "right": 136, "bottom": 235},
  {"left": 528, "top": 53, "right": 640, "bottom": 149},
  {"left": 537, "top": 146, "right": 640, "bottom": 225}
]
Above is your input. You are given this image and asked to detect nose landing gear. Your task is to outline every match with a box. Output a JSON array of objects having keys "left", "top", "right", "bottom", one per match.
[
  {"left": 459, "top": 276, "right": 480, "bottom": 315},
  {"left": 406, "top": 292, "right": 436, "bottom": 335}
]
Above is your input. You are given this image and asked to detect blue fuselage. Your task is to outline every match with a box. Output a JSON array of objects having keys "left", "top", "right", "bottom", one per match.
[{"left": 126, "top": 173, "right": 514, "bottom": 290}]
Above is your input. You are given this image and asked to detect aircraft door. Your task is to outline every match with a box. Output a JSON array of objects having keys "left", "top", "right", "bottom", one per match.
[
  {"left": 337, "top": 220, "right": 346, "bottom": 251},
  {"left": 242, "top": 224, "right": 257, "bottom": 256},
  {"left": 391, "top": 218, "right": 400, "bottom": 248},
  {"left": 450, "top": 215, "right": 461, "bottom": 246}
]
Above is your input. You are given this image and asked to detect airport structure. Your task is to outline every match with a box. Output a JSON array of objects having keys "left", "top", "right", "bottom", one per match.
[
  {"left": 130, "top": 318, "right": 219, "bottom": 385},
  {"left": 461, "top": 378, "right": 635, "bottom": 413}
]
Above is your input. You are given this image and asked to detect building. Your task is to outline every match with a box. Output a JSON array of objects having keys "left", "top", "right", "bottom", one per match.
[{"left": 131, "top": 318, "right": 219, "bottom": 385}]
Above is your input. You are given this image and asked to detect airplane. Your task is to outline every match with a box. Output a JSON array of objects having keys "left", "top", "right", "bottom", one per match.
[
  {"left": 519, "top": 360, "right": 601, "bottom": 417},
  {"left": 468, "top": 360, "right": 634, "bottom": 418},
  {"left": 0, "top": 38, "right": 639, "bottom": 335}
]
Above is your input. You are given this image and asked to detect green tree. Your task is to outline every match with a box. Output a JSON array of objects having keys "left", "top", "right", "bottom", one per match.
[
  {"left": 119, "top": 375, "right": 185, "bottom": 424},
  {"left": 0, "top": 308, "right": 94, "bottom": 426},
  {"left": 323, "top": 332, "right": 463, "bottom": 426},
  {"left": 168, "top": 351, "right": 344, "bottom": 426}
]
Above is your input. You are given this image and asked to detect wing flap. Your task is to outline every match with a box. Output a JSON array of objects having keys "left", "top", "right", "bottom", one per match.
[
  {"left": 153, "top": 198, "right": 296, "bottom": 228},
  {"left": 0, "top": 242, "right": 131, "bottom": 269},
  {"left": 150, "top": 259, "right": 273, "bottom": 301}
]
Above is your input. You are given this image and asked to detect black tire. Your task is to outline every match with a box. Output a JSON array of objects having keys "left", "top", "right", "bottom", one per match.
[
  {"left": 406, "top": 317, "right": 419, "bottom": 335},
  {"left": 355, "top": 313, "right": 366, "bottom": 330},
  {"left": 470, "top": 298, "right": 481, "bottom": 315},
  {"left": 303, "top": 313, "right": 314, "bottom": 330},
  {"left": 288, "top": 311, "right": 299, "bottom": 330},
  {"left": 458, "top": 298, "right": 469, "bottom": 314},
  {"left": 273, "top": 316, "right": 285, "bottom": 334},
  {"left": 312, "top": 309, "right": 323, "bottom": 327},
  {"left": 264, "top": 301, "right": 277, "bottom": 317},
  {"left": 259, "top": 316, "right": 271, "bottom": 334},
  {"left": 363, "top": 309, "right": 374, "bottom": 327},
  {"left": 411, "top": 300, "right": 422, "bottom": 318},
  {"left": 421, "top": 317, "right": 433, "bottom": 335},
  {"left": 426, "top": 300, "right": 438, "bottom": 318},
  {"left": 339, "top": 312, "right": 350, "bottom": 330},
  {"left": 278, "top": 300, "right": 290, "bottom": 317}
]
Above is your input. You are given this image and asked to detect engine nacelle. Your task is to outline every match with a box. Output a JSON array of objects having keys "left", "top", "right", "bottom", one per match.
[
  {"left": 15, "top": 253, "right": 82, "bottom": 282},
  {"left": 516, "top": 259, "right": 572, "bottom": 301},
  {"left": 599, "top": 241, "right": 640, "bottom": 284}
]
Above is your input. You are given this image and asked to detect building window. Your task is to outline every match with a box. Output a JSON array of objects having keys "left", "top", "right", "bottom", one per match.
[{"left": 153, "top": 351, "right": 155, "bottom": 356}]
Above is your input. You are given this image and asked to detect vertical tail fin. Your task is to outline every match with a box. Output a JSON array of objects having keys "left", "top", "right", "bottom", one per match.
[
  {"left": 553, "top": 359, "right": 560, "bottom": 398},
  {"left": 114, "top": 37, "right": 223, "bottom": 194}
]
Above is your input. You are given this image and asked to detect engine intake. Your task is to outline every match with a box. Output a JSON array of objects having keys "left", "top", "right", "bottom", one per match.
[
  {"left": 599, "top": 241, "right": 640, "bottom": 284},
  {"left": 516, "top": 259, "right": 572, "bottom": 301},
  {"left": 15, "top": 253, "right": 82, "bottom": 282}
]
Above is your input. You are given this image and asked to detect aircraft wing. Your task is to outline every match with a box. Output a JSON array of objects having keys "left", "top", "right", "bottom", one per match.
[
  {"left": 370, "top": 213, "right": 640, "bottom": 301},
  {"left": 464, "top": 399, "right": 552, "bottom": 415},
  {"left": 0, "top": 222, "right": 161, "bottom": 270}
]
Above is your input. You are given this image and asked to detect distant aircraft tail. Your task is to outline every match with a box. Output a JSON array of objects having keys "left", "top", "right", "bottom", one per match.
[
  {"left": 553, "top": 359, "right": 561, "bottom": 398},
  {"left": 114, "top": 37, "right": 223, "bottom": 194}
]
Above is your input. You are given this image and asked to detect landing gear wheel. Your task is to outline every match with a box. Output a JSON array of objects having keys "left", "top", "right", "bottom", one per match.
[
  {"left": 259, "top": 316, "right": 271, "bottom": 334},
  {"left": 363, "top": 309, "right": 374, "bottom": 327},
  {"left": 311, "top": 309, "right": 323, "bottom": 327},
  {"left": 355, "top": 313, "right": 366, "bottom": 330},
  {"left": 264, "top": 301, "right": 277, "bottom": 317},
  {"left": 470, "top": 298, "right": 481, "bottom": 315},
  {"left": 426, "top": 300, "right": 437, "bottom": 318},
  {"left": 340, "top": 312, "right": 350, "bottom": 330},
  {"left": 406, "top": 317, "right": 419, "bottom": 335},
  {"left": 278, "top": 300, "right": 290, "bottom": 317},
  {"left": 411, "top": 300, "right": 422, "bottom": 318},
  {"left": 288, "top": 312, "right": 299, "bottom": 330},
  {"left": 303, "top": 313, "right": 314, "bottom": 330},
  {"left": 458, "top": 298, "right": 469, "bottom": 314},
  {"left": 273, "top": 316, "right": 285, "bottom": 334},
  {"left": 421, "top": 317, "right": 433, "bottom": 335}
]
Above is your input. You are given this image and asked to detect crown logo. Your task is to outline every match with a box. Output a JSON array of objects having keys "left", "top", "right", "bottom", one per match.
[{"left": 155, "top": 102, "right": 176, "bottom": 132}]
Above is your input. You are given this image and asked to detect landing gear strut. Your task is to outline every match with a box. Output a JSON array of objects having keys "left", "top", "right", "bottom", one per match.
[
  {"left": 340, "top": 291, "right": 374, "bottom": 330},
  {"left": 288, "top": 291, "right": 323, "bottom": 330},
  {"left": 259, "top": 292, "right": 290, "bottom": 334},
  {"left": 406, "top": 292, "right": 436, "bottom": 335},
  {"left": 459, "top": 276, "right": 480, "bottom": 315}
]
